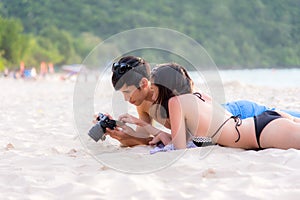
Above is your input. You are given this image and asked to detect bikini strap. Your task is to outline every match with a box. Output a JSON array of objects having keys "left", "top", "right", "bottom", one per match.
[
  {"left": 210, "top": 115, "right": 242, "bottom": 143},
  {"left": 193, "top": 92, "right": 205, "bottom": 102},
  {"left": 232, "top": 115, "right": 242, "bottom": 142}
]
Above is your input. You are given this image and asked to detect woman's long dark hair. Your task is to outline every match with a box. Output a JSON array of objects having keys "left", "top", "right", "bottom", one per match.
[{"left": 151, "top": 63, "right": 193, "bottom": 118}]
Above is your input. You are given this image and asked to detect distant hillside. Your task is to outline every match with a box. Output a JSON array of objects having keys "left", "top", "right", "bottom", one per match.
[{"left": 1, "top": 0, "right": 300, "bottom": 68}]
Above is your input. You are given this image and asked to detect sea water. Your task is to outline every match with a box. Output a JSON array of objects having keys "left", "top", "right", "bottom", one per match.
[
  {"left": 81, "top": 67, "right": 300, "bottom": 88},
  {"left": 218, "top": 68, "right": 300, "bottom": 88}
]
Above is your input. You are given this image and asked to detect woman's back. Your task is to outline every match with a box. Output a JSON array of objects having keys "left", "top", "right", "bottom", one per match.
[{"left": 171, "top": 93, "right": 259, "bottom": 149}]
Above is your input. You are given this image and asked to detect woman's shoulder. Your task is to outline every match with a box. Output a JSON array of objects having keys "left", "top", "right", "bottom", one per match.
[
  {"left": 169, "top": 93, "right": 199, "bottom": 104},
  {"left": 176, "top": 93, "right": 199, "bottom": 99}
]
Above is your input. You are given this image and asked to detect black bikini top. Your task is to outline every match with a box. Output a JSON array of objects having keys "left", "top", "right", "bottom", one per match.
[
  {"left": 192, "top": 92, "right": 242, "bottom": 144},
  {"left": 193, "top": 92, "right": 205, "bottom": 102}
]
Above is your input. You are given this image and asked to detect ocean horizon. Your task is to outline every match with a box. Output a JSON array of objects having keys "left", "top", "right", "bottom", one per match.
[{"left": 189, "top": 68, "right": 300, "bottom": 88}]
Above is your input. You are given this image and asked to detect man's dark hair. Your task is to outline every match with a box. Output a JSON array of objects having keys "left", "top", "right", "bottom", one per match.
[{"left": 111, "top": 56, "right": 151, "bottom": 90}]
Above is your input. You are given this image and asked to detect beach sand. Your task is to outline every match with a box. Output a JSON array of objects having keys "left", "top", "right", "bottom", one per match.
[{"left": 0, "top": 73, "right": 300, "bottom": 200}]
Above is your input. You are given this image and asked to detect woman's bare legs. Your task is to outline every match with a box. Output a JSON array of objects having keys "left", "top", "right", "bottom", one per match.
[{"left": 260, "top": 118, "right": 300, "bottom": 150}]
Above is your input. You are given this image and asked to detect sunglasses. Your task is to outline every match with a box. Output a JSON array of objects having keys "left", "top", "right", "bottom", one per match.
[
  {"left": 112, "top": 62, "right": 133, "bottom": 74},
  {"left": 112, "top": 58, "right": 142, "bottom": 74}
]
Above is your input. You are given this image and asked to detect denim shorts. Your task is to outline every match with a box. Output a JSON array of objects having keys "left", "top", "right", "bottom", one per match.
[{"left": 223, "top": 100, "right": 300, "bottom": 119}]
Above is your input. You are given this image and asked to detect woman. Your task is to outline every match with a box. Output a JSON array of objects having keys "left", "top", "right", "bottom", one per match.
[{"left": 141, "top": 63, "right": 300, "bottom": 150}]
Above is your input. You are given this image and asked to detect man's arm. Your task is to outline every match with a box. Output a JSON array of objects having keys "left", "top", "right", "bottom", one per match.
[
  {"left": 107, "top": 104, "right": 172, "bottom": 147},
  {"left": 104, "top": 105, "right": 154, "bottom": 147},
  {"left": 118, "top": 111, "right": 171, "bottom": 144},
  {"left": 106, "top": 127, "right": 153, "bottom": 147}
]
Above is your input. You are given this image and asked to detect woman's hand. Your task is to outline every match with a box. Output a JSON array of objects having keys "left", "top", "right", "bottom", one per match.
[
  {"left": 149, "top": 132, "right": 172, "bottom": 146},
  {"left": 118, "top": 113, "right": 148, "bottom": 127}
]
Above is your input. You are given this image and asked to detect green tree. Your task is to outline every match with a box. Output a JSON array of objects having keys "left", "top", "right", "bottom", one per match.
[
  {"left": 39, "top": 26, "right": 76, "bottom": 64},
  {"left": 0, "top": 17, "right": 29, "bottom": 67},
  {"left": 1, "top": 0, "right": 300, "bottom": 68}
]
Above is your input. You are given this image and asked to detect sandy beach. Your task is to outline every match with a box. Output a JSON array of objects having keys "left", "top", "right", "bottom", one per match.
[{"left": 1, "top": 69, "right": 300, "bottom": 200}]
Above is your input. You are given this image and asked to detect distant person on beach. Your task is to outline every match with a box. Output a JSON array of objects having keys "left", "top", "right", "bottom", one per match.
[
  {"left": 31, "top": 67, "right": 37, "bottom": 79},
  {"left": 4, "top": 68, "right": 9, "bottom": 77},
  {"left": 123, "top": 63, "right": 300, "bottom": 150},
  {"left": 106, "top": 55, "right": 300, "bottom": 147}
]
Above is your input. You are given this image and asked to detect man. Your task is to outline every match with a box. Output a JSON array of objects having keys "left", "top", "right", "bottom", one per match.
[
  {"left": 107, "top": 56, "right": 156, "bottom": 146},
  {"left": 106, "top": 55, "right": 300, "bottom": 147}
]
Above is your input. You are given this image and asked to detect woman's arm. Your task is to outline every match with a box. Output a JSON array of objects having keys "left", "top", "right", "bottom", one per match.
[{"left": 168, "top": 97, "right": 187, "bottom": 149}]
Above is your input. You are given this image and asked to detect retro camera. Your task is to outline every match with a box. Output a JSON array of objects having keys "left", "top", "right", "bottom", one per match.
[{"left": 88, "top": 113, "right": 117, "bottom": 142}]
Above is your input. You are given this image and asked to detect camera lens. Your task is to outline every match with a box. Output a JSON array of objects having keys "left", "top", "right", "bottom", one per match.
[{"left": 88, "top": 123, "right": 105, "bottom": 142}]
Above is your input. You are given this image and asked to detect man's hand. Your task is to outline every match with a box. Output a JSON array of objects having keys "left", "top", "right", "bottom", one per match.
[
  {"left": 92, "top": 113, "right": 113, "bottom": 124},
  {"left": 118, "top": 113, "right": 148, "bottom": 127},
  {"left": 105, "top": 125, "right": 152, "bottom": 147}
]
